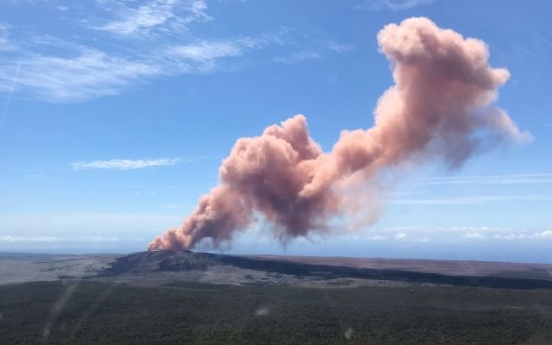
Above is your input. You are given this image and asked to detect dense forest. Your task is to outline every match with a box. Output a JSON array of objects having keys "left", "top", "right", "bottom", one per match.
[{"left": 1, "top": 280, "right": 552, "bottom": 344}]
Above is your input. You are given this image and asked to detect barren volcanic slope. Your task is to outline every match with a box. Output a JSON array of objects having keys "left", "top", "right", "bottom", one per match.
[
  {"left": 96, "top": 251, "right": 552, "bottom": 289},
  {"left": 0, "top": 252, "right": 119, "bottom": 285},
  {"left": 2, "top": 251, "right": 552, "bottom": 289},
  {"left": 251, "top": 255, "right": 552, "bottom": 280}
]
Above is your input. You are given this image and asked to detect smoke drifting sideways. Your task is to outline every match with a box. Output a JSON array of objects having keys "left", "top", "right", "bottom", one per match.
[{"left": 148, "top": 17, "right": 531, "bottom": 251}]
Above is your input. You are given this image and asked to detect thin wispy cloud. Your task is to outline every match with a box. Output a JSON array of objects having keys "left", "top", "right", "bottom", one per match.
[
  {"left": 24, "top": 34, "right": 75, "bottom": 50},
  {"left": 72, "top": 158, "right": 181, "bottom": 170},
  {"left": 162, "top": 37, "right": 265, "bottom": 71},
  {"left": 0, "top": 236, "right": 57, "bottom": 243},
  {"left": 273, "top": 42, "right": 354, "bottom": 65},
  {"left": 273, "top": 50, "right": 321, "bottom": 65},
  {"left": 169, "top": 40, "right": 244, "bottom": 60},
  {"left": 0, "top": 36, "right": 262, "bottom": 102},
  {"left": 0, "top": 62, "right": 20, "bottom": 133},
  {"left": 0, "top": 24, "right": 17, "bottom": 51},
  {"left": 392, "top": 194, "right": 552, "bottom": 205},
  {"left": 0, "top": 235, "right": 122, "bottom": 243},
  {"left": 0, "top": 49, "right": 159, "bottom": 102},
  {"left": 186, "top": 36, "right": 263, "bottom": 57},
  {"left": 0, "top": 1, "right": 360, "bottom": 102},
  {"left": 421, "top": 173, "right": 552, "bottom": 186},
  {"left": 0, "top": 212, "right": 177, "bottom": 249},
  {"left": 0, "top": 4, "right": 274, "bottom": 102},
  {"left": 327, "top": 42, "right": 355, "bottom": 53},
  {"left": 0, "top": 212, "right": 177, "bottom": 230},
  {"left": 490, "top": 230, "right": 552, "bottom": 241},
  {"left": 94, "top": 0, "right": 211, "bottom": 37},
  {"left": 356, "top": 0, "right": 436, "bottom": 11}
]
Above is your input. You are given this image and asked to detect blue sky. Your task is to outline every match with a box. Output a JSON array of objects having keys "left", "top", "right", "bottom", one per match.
[{"left": 0, "top": 0, "right": 551, "bottom": 262}]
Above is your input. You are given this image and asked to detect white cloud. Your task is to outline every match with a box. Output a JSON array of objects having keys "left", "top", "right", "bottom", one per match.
[
  {"left": 539, "top": 230, "right": 552, "bottom": 239},
  {"left": 492, "top": 233, "right": 526, "bottom": 240},
  {"left": 71, "top": 158, "right": 181, "bottom": 170},
  {"left": 94, "top": 0, "right": 211, "bottom": 37},
  {"left": 356, "top": 0, "right": 436, "bottom": 11},
  {"left": 394, "top": 232, "right": 407, "bottom": 240},
  {"left": 463, "top": 232, "right": 485, "bottom": 240},
  {"left": 380, "top": 226, "right": 552, "bottom": 243}
]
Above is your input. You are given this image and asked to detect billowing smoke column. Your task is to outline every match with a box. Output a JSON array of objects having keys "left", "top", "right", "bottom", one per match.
[{"left": 148, "top": 17, "right": 531, "bottom": 251}]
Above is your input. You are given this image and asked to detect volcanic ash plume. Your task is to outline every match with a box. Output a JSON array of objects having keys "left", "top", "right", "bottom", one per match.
[{"left": 148, "top": 17, "right": 531, "bottom": 251}]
